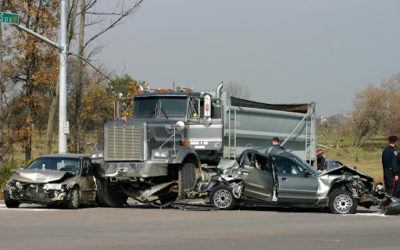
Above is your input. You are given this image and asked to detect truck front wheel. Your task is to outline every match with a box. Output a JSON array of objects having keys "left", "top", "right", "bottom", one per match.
[
  {"left": 178, "top": 162, "right": 197, "bottom": 199},
  {"left": 96, "top": 178, "right": 127, "bottom": 207}
]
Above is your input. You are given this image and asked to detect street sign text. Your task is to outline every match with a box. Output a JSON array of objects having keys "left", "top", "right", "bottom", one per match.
[{"left": 0, "top": 12, "right": 19, "bottom": 24}]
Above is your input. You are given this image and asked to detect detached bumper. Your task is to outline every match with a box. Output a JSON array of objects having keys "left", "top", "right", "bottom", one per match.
[{"left": 104, "top": 161, "right": 168, "bottom": 179}]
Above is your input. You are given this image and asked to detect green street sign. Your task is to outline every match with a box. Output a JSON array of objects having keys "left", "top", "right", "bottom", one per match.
[{"left": 0, "top": 12, "right": 19, "bottom": 24}]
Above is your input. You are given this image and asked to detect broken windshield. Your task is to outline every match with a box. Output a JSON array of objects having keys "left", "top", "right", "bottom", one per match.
[{"left": 134, "top": 97, "right": 187, "bottom": 118}]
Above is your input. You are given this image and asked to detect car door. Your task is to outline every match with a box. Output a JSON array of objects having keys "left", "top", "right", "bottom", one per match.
[
  {"left": 271, "top": 155, "right": 319, "bottom": 203},
  {"left": 241, "top": 151, "right": 274, "bottom": 202},
  {"left": 79, "top": 158, "right": 97, "bottom": 202}
]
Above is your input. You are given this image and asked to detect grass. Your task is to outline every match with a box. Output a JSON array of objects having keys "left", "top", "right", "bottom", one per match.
[{"left": 320, "top": 136, "right": 385, "bottom": 184}]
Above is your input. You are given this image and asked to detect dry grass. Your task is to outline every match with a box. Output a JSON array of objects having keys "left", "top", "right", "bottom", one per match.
[{"left": 320, "top": 136, "right": 386, "bottom": 184}]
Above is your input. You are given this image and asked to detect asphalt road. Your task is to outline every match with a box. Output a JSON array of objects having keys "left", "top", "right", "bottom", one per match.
[{"left": 0, "top": 201, "right": 399, "bottom": 250}]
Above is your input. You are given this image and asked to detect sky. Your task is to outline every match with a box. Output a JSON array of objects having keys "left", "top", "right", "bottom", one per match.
[{"left": 93, "top": 0, "right": 400, "bottom": 116}]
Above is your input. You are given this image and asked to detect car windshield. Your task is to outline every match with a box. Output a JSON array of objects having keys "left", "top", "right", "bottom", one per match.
[
  {"left": 27, "top": 157, "right": 80, "bottom": 174},
  {"left": 292, "top": 155, "right": 320, "bottom": 175},
  {"left": 134, "top": 97, "right": 187, "bottom": 118}
]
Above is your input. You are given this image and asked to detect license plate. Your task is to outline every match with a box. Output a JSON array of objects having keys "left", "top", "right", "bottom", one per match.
[{"left": 44, "top": 183, "right": 62, "bottom": 190}]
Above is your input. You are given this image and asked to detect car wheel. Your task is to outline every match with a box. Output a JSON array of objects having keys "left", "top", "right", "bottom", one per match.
[
  {"left": 329, "top": 189, "right": 357, "bottom": 214},
  {"left": 211, "top": 185, "right": 236, "bottom": 210},
  {"left": 178, "top": 162, "right": 197, "bottom": 199},
  {"left": 4, "top": 190, "right": 19, "bottom": 208},
  {"left": 96, "top": 178, "right": 127, "bottom": 207},
  {"left": 67, "top": 187, "right": 80, "bottom": 209}
]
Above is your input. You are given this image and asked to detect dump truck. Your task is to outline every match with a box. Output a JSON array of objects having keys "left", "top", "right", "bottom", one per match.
[{"left": 91, "top": 83, "right": 317, "bottom": 207}]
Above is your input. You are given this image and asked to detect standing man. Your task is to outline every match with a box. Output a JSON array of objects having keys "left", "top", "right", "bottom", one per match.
[
  {"left": 271, "top": 137, "right": 285, "bottom": 150},
  {"left": 382, "top": 135, "right": 400, "bottom": 196},
  {"left": 266, "top": 137, "right": 285, "bottom": 154}
]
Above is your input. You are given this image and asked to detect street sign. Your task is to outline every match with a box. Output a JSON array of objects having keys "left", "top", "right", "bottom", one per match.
[{"left": 0, "top": 12, "right": 19, "bottom": 24}]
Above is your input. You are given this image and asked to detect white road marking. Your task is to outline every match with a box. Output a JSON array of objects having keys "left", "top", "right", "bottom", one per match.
[{"left": 0, "top": 207, "right": 57, "bottom": 211}]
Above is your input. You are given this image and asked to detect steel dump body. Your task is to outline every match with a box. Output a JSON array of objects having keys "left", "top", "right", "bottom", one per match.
[{"left": 221, "top": 92, "right": 316, "bottom": 162}]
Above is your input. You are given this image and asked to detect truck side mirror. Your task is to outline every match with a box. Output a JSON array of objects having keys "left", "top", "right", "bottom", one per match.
[
  {"left": 203, "top": 94, "right": 212, "bottom": 125},
  {"left": 203, "top": 94, "right": 211, "bottom": 118}
]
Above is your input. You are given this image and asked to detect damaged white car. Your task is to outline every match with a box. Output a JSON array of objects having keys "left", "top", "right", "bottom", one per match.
[
  {"left": 190, "top": 149, "right": 400, "bottom": 215},
  {"left": 3, "top": 154, "right": 97, "bottom": 209}
]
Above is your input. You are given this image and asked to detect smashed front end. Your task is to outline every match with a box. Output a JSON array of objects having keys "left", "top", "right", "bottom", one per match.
[
  {"left": 320, "top": 166, "right": 400, "bottom": 215},
  {"left": 4, "top": 169, "right": 74, "bottom": 206}
]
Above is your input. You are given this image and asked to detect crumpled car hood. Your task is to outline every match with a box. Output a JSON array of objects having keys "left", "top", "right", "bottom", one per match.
[
  {"left": 11, "top": 169, "right": 74, "bottom": 183},
  {"left": 321, "top": 166, "right": 374, "bottom": 182}
]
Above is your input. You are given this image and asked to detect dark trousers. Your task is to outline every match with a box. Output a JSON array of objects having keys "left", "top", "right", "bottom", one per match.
[
  {"left": 384, "top": 169, "right": 396, "bottom": 196},
  {"left": 394, "top": 180, "right": 400, "bottom": 198}
]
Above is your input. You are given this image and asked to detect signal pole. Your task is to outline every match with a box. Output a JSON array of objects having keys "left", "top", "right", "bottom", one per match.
[{"left": 11, "top": 0, "right": 69, "bottom": 153}]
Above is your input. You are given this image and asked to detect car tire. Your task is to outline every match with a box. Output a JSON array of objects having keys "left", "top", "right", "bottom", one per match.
[
  {"left": 329, "top": 189, "right": 357, "bottom": 214},
  {"left": 67, "top": 187, "right": 80, "bottom": 209},
  {"left": 4, "top": 190, "right": 19, "bottom": 208},
  {"left": 96, "top": 178, "right": 127, "bottom": 207},
  {"left": 210, "top": 185, "right": 237, "bottom": 210},
  {"left": 178, "top": 162, "right": 197, "bottom": 199}
]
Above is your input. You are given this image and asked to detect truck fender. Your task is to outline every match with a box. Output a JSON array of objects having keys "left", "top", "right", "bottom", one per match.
[{"left": 171, "top": 147, "right": 200, "bottom": 167}]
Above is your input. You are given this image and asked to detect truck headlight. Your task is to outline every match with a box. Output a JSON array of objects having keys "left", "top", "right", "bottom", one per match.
[
  {"left": 91, "top": 151, "right": 104, "bottom": 159},
  {"left": 152, "top": 149, "right": 169, "bottom": 159}
]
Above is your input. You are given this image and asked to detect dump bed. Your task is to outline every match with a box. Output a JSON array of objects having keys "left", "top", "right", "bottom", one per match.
[{"left": 221, "top": 92, "right": 316, "bottom": 162}]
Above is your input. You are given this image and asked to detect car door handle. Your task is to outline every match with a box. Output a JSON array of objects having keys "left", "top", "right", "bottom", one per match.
[{"left": 281, "top": 177, "right": 287, "bottom": 182}]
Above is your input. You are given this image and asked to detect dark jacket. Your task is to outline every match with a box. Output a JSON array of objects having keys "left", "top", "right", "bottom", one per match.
[{"left": 382, "top": 145, "right": 400, "bottom": 187}]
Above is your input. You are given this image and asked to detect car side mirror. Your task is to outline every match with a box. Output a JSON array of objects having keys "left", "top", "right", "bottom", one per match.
[{"left": 304, "top": 169, "right": 311, "bottom": 177}]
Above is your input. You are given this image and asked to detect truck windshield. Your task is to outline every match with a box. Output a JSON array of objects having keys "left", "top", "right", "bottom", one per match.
[{"left": 134, "top": 97, "right": 187, "bottom": 118}]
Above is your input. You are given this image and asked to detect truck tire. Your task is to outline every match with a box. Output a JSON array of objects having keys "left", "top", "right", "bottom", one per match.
[
  {"left": 329, "top": 189, "right": 357, "bottom": 214},
  {"left": 67, "top": 187, "right": 80, "bottom": 209},
  {"left": 95, "top": 177, "right": 109, "bottom": 207},
  {"left": 96, "top": 178, "right": 127, "bottom": 207},
  {"left": 210, "top": 185, "right": 236, "bottom": 210},
  {"left": 4, "top": 190, "right": 19, "bottom": 208},
  {"left": 178, "top": 162, "right": 197, "bottom": 199}
]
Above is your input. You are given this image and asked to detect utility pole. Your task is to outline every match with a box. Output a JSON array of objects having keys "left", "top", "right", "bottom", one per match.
[
  {"left": 9, "top": 0, "right": 69, "bottom": 153},
  {"left": 58, "top": 0, "right": 68, "bottom": 153}
]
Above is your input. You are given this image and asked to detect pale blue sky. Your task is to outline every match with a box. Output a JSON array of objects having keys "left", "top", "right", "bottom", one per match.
[{"left": 94, "top": 0, "right": 400, "bottom": 115}]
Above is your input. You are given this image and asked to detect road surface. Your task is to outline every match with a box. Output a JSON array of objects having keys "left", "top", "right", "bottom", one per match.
[{"left": 0, "top": 201, "right": 399, "bottom": 250}]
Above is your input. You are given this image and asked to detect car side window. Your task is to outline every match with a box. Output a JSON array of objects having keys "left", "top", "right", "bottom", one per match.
[
  {"left": 242, "top": 152, "right": 270, "bottom": 172},
  {"left": 82, "top": 159, "right": 92, "bottom": 175},
  {"left": 272, "top": 156, "right": 304, "bottom": 175}
]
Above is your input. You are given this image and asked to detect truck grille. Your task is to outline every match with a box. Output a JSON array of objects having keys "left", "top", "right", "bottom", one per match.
[{"left": 105, "top": 126, "right": 143, "bottom": 161}]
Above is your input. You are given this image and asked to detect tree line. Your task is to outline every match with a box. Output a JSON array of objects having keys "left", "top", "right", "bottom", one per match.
[
  {"left": 319, "top": 73, "right": 400, "bottom": 148},
  {"left": 0, "top": 0, "right": 144, "bottom": 168}
]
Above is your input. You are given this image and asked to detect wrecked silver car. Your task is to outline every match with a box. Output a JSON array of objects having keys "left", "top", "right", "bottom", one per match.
[
  {"left": 4, "top": 154, "right": 97, "bottom": 209},
  {"left": 190, "top": 149, "right": 400, "bottom": 214}
]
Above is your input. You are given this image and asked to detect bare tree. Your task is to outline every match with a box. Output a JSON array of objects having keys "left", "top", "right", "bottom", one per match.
[
  {"left": 225, "top": 82, "right": 250, "bottom": 99},
  {"left": 42, "top": 0, "right": 144, "bottom": 153},
  {"left": 318, "top": 113, "right": 347, "bottom": 148},
  {"left": 349, "top": 84, "right": 389, "bottom": 147}
]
